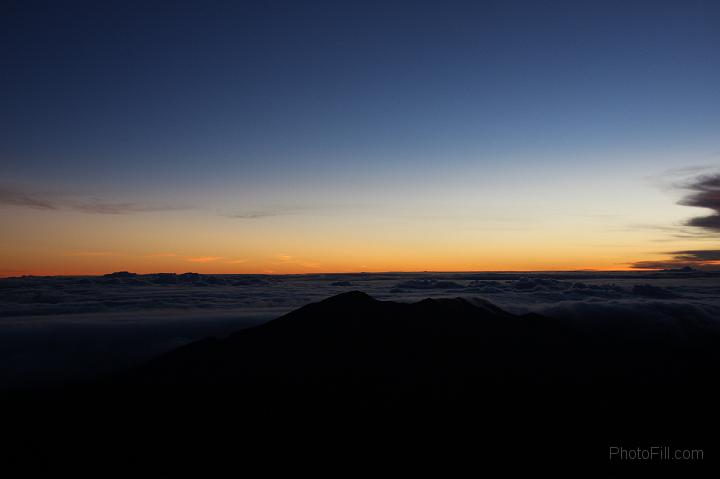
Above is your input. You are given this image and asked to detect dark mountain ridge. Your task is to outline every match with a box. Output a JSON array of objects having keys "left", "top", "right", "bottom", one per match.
[
  {"left": 4, "top": 291, "right": 719, "bottom": 474},
  {"left": 127, "top": 291, "right": 718, "bottom": 389}
]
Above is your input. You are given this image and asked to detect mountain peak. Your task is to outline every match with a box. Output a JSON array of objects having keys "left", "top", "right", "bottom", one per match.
[{"left": 317, "top": 290, "right": 377, "bottom": 306}]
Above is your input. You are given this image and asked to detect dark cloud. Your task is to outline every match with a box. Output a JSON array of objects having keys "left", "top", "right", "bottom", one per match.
[
  {"left": 631, "top": 250, "right": 720, "bottom": 271},
  {"left": 631, "top": 173, "right": 720, "bottom": 270},
  {"left": 679, "top": 173, "right": 720, "bottom": 232},
  {"left": 672, "top": 250, "right": 720, "bottom": 261},
  {"left": 686, "top": 215, "right": 720, "bottom": 231}
]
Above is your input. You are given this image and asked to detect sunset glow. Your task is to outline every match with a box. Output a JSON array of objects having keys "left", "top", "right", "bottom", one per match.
[{"left": 1, "top": 2, "right": 718, "bottom": 276}]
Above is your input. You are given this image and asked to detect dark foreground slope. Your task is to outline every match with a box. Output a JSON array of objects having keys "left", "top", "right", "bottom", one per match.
[{"left": 4, "top": 291, "right": 719, "bottom": 474}]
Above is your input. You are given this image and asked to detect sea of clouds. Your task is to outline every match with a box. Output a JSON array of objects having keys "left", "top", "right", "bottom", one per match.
[{"left": 2, "top": 270, "right": 719, "bottom": 389}]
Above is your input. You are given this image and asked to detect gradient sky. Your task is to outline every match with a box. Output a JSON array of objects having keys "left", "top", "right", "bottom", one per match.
[{"left": 2, "top": 0, "right": 719, "bottom": 275}]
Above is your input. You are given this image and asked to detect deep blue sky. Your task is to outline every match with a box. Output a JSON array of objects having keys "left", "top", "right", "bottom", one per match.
[
  {"left": 1, "top": 0, "right": 719, "bottom": 273},
  {"left": 3, "top": 1, "right": 719, "bottom": 186}
]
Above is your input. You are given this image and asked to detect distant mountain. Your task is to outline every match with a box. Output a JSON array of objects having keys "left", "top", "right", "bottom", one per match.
[
  {"left": 126, "top": 290, "right": 718, "bottom": 390},
  {"left": 4, "top": 291, "right": 719, "bottom": 474},
  {"left": 127, "top": 291, "right": 570, "bottom": 389}
]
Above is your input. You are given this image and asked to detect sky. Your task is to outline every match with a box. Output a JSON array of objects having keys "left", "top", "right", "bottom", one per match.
[{"left": 1, "top": 0, "right": 719, "bottom": 275}]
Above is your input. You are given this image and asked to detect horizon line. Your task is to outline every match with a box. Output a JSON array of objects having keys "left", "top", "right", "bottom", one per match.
[{"left": 0, "top": 268, "right": 677, "bottom": 279}]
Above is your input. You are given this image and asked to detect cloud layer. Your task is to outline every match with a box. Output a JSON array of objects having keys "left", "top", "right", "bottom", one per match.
[{"left": 2, "top": 271, "right": 719, "bottom": 389}]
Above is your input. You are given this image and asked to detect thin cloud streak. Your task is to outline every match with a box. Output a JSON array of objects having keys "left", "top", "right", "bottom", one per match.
[
  {"left": 187, "top": 256, "right": 224, "bottom": 263},
  {"left": 71, "top": 201, "right": 186, "bottom": 215},
  {"left": 223, "top": 212, "right": 280, "bottom": 219},
  {"left": 0, "top": 188, "right": 57, "bottom": 210},
  {"left": 0, "top": 186, "right": 187, "bottom": 215},
  {"left": 630, "top": 250, "right": 720, "bottom": 271}
]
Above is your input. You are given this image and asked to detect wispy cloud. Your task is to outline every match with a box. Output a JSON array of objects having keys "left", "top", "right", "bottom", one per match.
[
  {"left": 629, "top": 224, "right": 717, "bottom": 240},
  {"left": 71, "top": 200, "right": 186, "bottom": 215},
  {"left": 649, "top": 165, "right": 715, "bottom": 179},
  {"left": 187, "top": 256, "right": 224, "bottom": 263},
  {"left": 223, "top": 211, "right": 280, "bottom": 219},
  {"left": 0, "top": 186, "right": 187, "bottom": 215},
  {"left": 644, "top": 165, "right": 716, "bottom": 191},
  {"left": 0, "top": 188, "right": 57, "bottom": 210},
  {"left": 671, "top": 250, "right": 720, "bottom": 261},
  {"left": 630, "top": 250, "right": 720, "bottom": 271}
]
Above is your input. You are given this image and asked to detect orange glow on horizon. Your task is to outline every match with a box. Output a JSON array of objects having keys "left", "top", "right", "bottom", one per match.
[
  {"left": 2, "top": 198, "right": 714, "bottom": 278},
  {"left": 0, "top": 257, "right": 644, "bottom": 278}
]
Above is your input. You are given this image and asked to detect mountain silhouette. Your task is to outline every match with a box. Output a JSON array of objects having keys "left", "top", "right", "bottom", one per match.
[
  {"left": 128, "top": 291, "right": 570, "bottom": 389},
  {"left": 124, "top": 291, "right": 718, "bottom": 391},
  {"left": 4, "top": 291, "right": 719, "bottom": 474}
]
